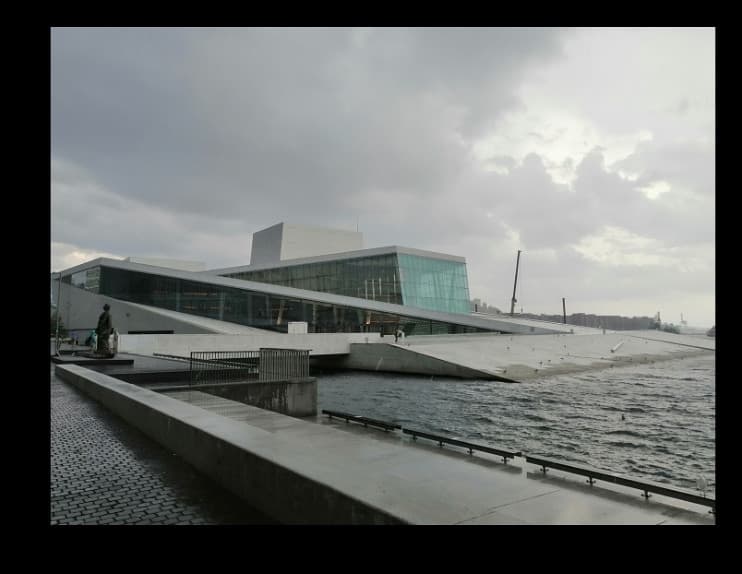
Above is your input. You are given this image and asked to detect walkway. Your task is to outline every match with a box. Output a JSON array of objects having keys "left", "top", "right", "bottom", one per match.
[{"left": 50, "top": 364, "right": 275, "bottom": 525}]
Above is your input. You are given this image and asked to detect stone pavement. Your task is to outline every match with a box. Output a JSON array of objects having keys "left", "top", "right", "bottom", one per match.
[{"left": 50, "top": 364, "right": 275, "bottom": 525}]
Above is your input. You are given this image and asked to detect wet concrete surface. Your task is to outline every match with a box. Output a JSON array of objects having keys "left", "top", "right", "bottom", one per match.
[{"left": 50, "top": 364, "right": 276, "bottom": 525}]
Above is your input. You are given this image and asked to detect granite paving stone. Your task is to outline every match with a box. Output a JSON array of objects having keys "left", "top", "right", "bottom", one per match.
[{"left": 51, "top": 364, "right": 275, "bottom": 525}]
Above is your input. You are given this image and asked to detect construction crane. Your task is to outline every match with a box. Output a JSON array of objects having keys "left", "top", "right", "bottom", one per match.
[{"left": 510, "top": 250, "right": 521, "bottom": 316}]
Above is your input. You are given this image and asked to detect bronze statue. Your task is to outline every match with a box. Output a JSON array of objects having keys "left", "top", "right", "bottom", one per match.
[{"left": 96, "top": 303, "right": 112, "bottom": 355}]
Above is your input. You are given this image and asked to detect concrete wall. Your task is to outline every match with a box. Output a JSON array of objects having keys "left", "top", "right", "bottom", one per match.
[
  {"left": 249, "top": 222, "right": 284, "bottom": 265},
  {"left": 167, "top": 379, "right": 317, "bottom": 417},
  {"left": 317, "top": 342, "right": 502, "bottom": 380},
  {"left": 57, "top": 282, "right": 218, "bottom": 341},
  {"left": 288, "top": 322, "right": 308, "bottom": 334},
  {"left": 280, "top": 223, "right": 363, "bottom": 261},
  {"left": 250, "top": 222, "right": 364, "bottom": 265},
  {"left": 118, "top": 332, "right": 382, "bottom": 357},
  {"left": 54, "top": 364, "right": 404, "bottom": 524}
]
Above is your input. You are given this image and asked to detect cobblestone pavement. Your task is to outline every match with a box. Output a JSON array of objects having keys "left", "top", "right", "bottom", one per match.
[{"left": 51, "top": 365, "right": 276, "bottom": 525}]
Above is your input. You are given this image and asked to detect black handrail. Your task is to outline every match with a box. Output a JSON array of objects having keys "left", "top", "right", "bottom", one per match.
[
  {"left": 525, "top": 454, "right": 715, "bottom": 512},
  {"left": 322, "top": 409, "right": 713, "bottom": 513},
  {"left": 322, "top": 409, "right": 401, "bottom": 432},
  {"left": 402, "top": 428, "right": 521, "bottom": 464}
]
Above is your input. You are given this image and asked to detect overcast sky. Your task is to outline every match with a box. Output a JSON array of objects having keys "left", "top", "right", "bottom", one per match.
[{"left": 51, "top": 27, "right": 715, "bottom": 327}]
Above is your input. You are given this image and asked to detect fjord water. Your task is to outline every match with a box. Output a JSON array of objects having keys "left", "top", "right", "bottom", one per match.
[{"left": 317, "top": 354, "right": 715, "bottom": 494}]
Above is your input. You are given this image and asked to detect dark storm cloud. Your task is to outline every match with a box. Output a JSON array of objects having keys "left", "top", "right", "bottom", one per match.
[{"left": 52, "top": 27, "right": 569, "bottom": 224}]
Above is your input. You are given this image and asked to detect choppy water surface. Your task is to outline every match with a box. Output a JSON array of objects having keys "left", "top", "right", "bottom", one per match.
[{"left": 317, "top": 354, "right": 715, "bottom": 494}]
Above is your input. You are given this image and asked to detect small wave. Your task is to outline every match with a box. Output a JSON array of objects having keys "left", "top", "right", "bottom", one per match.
[
  {"left": 668, "top": 406, "right": 691, "bottom": 414},
  {"left": 606, "top": 430, "right": 645, "bottom": 438},
  {"left": 524, "top": 413, "right": 549, "bottom": 422},
  {"left": 511, "top": 396, "right": 536, "bottom": 404},
  {"left": 636, "top": 373, "right": 667, "bottom": 380},
  {"left": 638, "top": 392, "right": 673, "bottom": 399},
  {"left": 605, "top": 440, "right": 646, "bottom": 449},
  {"left": 645, "top": 469, "right": 676, "bottom": 481}
]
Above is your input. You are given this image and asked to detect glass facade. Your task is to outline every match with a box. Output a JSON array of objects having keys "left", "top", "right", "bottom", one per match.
[
  {"left": 70, "top": 265, "right": 488, "bottom": 336},
  {"left": 397, "top": 254, "right": 470, "bottom": 314},
  {"left": 224, "top": 254, "right": 403, "bottom": 305},
  {"left": 222, "top": 251, "right": 471, "bottom": 314},
  {"left": 66, "top": 267, "right": 101, "bottom": 293}
]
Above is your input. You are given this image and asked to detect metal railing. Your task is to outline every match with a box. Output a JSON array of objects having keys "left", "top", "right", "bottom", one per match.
[
  {"left": 259, "top": 348, "right": 310, "bottom": 382},
  {"left": 526, "top": 454, "right": 715, "bottom": 512},
  {"left": 189, "top": 351, "right": 260, "bottom": 385},
  {"left": 320, "top": 410, "right": 713, "bottom": 513},
  {"left": 320, "top": 411, "right": 519, "bottom": 461},
  {"left": 403, "top": 428, "right": 521, "bottom": 464},
  {"left": 322, "top": 409, "right": 401, "bottom": 432},
  {"left": 188, "top": 348, "right": 311, "bottom": 385}
]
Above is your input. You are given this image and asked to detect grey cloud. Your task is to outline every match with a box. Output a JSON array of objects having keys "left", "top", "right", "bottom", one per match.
[
  {"left": 51, "top": 158, "right": 256, "bottom": 268},
  {"left": 52, "top": 27, "right": 570, "bottom": 225},
  {"left": 508, "top": 246, "right": 713, "bottom": 319},
  {"left": 487, "top": 155, "right": 518, "bottom": 171},
  {"left": 613, "top": 139, "right": 715, "bottom": 197},
  {"left": 459, "top": 148, "right": 710, "bottom": 253}
]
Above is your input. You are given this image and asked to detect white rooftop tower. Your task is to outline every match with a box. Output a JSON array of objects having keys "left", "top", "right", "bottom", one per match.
[{"left": 250, "top": 222, "right": 364, "bottom": 265}]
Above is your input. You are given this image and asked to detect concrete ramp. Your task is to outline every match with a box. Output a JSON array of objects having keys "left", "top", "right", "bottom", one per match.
[
  {"left": 327, "top": 342, "right": 509, "bottom": 381},
  {"left": 620, "top": 330, "right": 715, "bottom": 351},
  {"left": 330, "top": 331, "right": 715, "bottom": 381}
]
